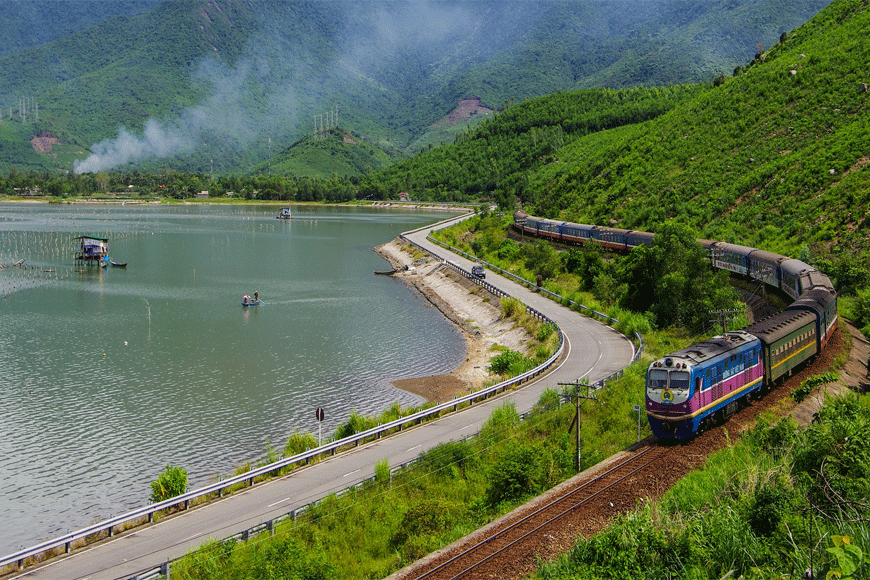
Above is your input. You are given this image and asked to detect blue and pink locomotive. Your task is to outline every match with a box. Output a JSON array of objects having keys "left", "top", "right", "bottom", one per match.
[
  {"left": 646, "top": 330, "right": 764, "bottom": 440},
  {"left": 513, "top": 211, "right": 838, "bottom": 441}
]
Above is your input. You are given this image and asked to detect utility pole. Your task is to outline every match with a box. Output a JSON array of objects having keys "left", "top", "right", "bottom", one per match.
[
  {"left": 560, "top": 380, "right": 599, "bottom": 472},
  {"left": 709, "top": 308, "right": 740, "bottom": 333}
]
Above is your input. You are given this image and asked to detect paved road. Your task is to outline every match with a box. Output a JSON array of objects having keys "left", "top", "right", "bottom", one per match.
[{"left": 15, "top": 216, "right": 635, "bottom": 580}]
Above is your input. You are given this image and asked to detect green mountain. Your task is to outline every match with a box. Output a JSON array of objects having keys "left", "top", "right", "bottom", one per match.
[
  {"left": 0, "top": 0, "right": 162, "bottom": 59},
  {"left": 250, "top": 130, "right": 401, "bottom": 179},
  {"left": 525, "top": 0, "right": 870, "bottom": 265},
  {"left": 368, "top": 0, "right": 868, "bottom": 284},
  {"left": 0, "top": 0, "right": 832, "bottom": 176}
]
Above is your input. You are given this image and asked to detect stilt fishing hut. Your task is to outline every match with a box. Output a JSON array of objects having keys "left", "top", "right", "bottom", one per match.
[{"left": 74, "top": 235, "right": 109, "bottom": 266}]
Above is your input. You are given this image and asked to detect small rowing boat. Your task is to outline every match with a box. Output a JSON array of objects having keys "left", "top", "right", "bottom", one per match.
[
  {"left": 110, "top": 261, "right": 127, "bottom": 268},
  {"left": 242, "top": 300, "right": 261, "bottom": 307}
]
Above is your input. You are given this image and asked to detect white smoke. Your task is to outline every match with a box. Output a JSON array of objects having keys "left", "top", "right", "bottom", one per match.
[
  {"left": 73, "top": 55, "right": 290, "bottom": 174},
  {"left": 69, "top": 1, "right": 490, "bottom": 175},
  {"left": 72, "top": 118, "right": 195, "bottom": 174}
]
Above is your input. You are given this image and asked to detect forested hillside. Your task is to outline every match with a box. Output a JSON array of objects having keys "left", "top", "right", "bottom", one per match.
[
  {"left": 0, "top": 0, "right": 161, "bottom": 58},
  {"left": 0, "top": 0, "right": 831, "bottom": 175},
  {"left": 367, "top": 0, "right": 870, "bottom": 290},
  {"left": 358, "top": 85, "right": 706, "bottom": 204},
  {"left": 524, "top": 0, "right": 870, "bottom": 275}
]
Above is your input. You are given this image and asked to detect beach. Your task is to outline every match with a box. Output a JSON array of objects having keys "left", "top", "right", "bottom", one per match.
[{"left": 375, "top": 238, "right": 532, "bottom": 403}]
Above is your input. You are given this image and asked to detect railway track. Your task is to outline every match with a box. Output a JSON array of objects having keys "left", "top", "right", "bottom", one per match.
[
  {"left": 393, "top": 325, "right": 849, "bottom": 580},
  {"left": 405, "top": 444, "right": 673, "bottom": 580}
]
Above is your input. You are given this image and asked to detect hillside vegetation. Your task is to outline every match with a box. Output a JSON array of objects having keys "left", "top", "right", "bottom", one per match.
[
  {"left": 526, "top": 0, "right": 870, "bottom": 266},
  {"left": 0, "top": 0, "right": 831, "bottom": 174},
  {"left": 359, "top": 85, "right": 706, "bottom": 203},
  {"left": 369, "top": 0, "right": 870, "bottom": 294}
]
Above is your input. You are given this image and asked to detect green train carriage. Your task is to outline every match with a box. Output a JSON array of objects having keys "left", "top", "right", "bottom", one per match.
[{"left": 743, "top": 309, "right": 818, "bottom": 386}]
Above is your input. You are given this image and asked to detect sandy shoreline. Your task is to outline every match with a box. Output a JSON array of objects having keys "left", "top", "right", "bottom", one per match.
[{"left": 375, "top": 238, "right": 531, "bottom": 403}]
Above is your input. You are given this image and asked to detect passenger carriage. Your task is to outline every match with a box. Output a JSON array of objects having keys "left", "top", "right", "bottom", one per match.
[
  {"left": 786, "top": 288, "right": 838, "bottom": 349},
  {"left": 748, "top": 249, "right": 787, "bottom": 288},
  {"left": 592, "top": 226, "right": 630, "bottom": 250},
  {"left": 532, "top": 217, "right": 562, "bottom": 240},
  {"left": 709, "top": 242, "right": 754, "bottom": 276},
  {"left": 561, "top": 222, "right": 595, "bottom": 243},
  {"left": 625, "top": 230, "right": 656, "bottom": 249},
  {"left": 744, "top": 309, "right": 818, "bottom": 386},
  {"left": 646, "top": 330, "right": 763, "bottom": 441}
]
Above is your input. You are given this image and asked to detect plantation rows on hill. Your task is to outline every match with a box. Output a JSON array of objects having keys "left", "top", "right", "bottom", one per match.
[{"left": 526, "top": 0, "right": 870, "bottom": 263}]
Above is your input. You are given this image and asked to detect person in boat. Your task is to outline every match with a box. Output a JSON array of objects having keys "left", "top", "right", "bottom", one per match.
[
  {"left": 243, "top": 294, "right": 250, "bottom": 304},
  {"left": 253, "top": 291, "right": 258, "bottom": 302}
]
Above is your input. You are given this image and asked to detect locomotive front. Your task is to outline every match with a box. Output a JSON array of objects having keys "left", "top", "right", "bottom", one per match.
[
  {"left": 646, "top": 331, "right": 763, "bottom": 441},
  {"left": 646, "top": 355, "right": 698, "bottom": 440}
]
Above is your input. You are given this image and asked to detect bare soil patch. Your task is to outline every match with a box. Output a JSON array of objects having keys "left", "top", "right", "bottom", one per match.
[{"left": 431, "top": 97, "right": 493, "bottom": 128}]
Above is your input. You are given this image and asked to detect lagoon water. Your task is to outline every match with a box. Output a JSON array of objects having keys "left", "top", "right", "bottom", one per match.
[{"left": 0, "top": 202, "right": 465, "bottom": 555}]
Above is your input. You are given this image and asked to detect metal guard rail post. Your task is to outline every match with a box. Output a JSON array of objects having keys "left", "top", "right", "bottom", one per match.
[{"left": 0, "top": 213, "right": 570, "bottom": 573}]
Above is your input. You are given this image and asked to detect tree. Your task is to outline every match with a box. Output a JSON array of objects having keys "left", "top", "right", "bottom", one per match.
[
  {"left": 618, "top": 222, "right": 739, "bottom": 332},
  {"left": 522, "top": 240, "right": 560, "bottom": 281},
  {"left": 564, "top": 243, "right": 605, "bottom": 291}
]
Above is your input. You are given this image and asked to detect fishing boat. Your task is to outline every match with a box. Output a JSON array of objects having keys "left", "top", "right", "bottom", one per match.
[
  {"left": 241, "top": 300, "right": 261, "bottom": 307},
  {"left": 276, "top": 207, "right": 292, "bottom": 219},
  {"left": 242, "top": 293, "right": 261, "bottom": 306},
  {"left": 110, "top": 260, "right": 127, "bottom": 268}
]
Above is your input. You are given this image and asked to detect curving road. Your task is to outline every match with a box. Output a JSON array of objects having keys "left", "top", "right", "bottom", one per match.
[{"left": 14, "top": 216, "right": 635, "bottom": 580}]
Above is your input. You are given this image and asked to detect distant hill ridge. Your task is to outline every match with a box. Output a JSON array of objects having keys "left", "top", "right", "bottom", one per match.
[{"left": 0, "top": 0, "right": 833, "bottom": 174}]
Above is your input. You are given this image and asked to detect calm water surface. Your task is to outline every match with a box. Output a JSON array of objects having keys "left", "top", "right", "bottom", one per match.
[{"left": 0, "top": 203, "right": 465, "bottom": 555}]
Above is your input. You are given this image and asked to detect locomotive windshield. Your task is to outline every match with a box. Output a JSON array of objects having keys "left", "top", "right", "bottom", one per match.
[
  {"left": 670, "top": 371, "right": 690, "bottom": 391},
  {"left": 648, "top": 369, "right": 668, "bottom": 389},
  {"left": 646, "top": 368, "right": 691, "bottom": 392}
]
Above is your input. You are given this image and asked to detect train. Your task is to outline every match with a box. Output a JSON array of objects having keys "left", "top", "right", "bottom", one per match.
[{"left": 513, "top": 210, "right": 838, "bottom": 441}]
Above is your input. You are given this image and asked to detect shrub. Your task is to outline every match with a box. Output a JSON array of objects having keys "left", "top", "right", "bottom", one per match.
[
  {"left": 150, "top": 464, "right": 187, "bottom": 504},
  {"left": 484, "top": 441, "right": 552, "bottom": 509},
  {"left": 500, "top": 296, "right": 524, "bottom": 318},
  {"left": 390, "top": 499, "right": 463, "bottom": 553},
  {"left": 489, "top": 349, "right": 533, "bottom": 375},
  {"left": 333, "top": 411, "right": 376, "bottom": 440},
  {"left": 249, "top": 536, "right": 335, "bottom": 580},
  {"left": 421, "top": 440, "right": 476, "bottom": 478},
  {"left": 285, "top": 431, "right": 318, "bottom": 457},
  {"left": 747, "top": 480, "right": 792, "bottom": 536},
  {"left": 375, "top": 458, "right": 390, "bottom": 483},
  {"left": 536, "top": 322, "right": 556, "bottom": 342},
  {"left": 792, "top": 371, "right": 840, "bottom": 403}
]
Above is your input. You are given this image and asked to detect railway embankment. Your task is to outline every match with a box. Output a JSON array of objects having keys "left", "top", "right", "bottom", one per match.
[{"left": 388, "top": 317, "right": 868, "bottom": 580}]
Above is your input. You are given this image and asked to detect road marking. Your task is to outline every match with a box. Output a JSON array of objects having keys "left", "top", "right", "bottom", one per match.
[
  {"left": 405, "top": 444, "right": 421, "bottom": 452},
  {"left": 268, "top": 497, "right": 291, "bottom": 508},
  {"left": 343, "top": 469, "right": 360, "bottom": 478},
  {"left": 459, "top": 424, "right": 474, "bottom": 431},
  {"left": 183, "top": 532, "right": 202, "bottom": 542}
]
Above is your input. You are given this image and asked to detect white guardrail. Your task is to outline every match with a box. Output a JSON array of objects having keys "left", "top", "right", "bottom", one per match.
[{"left": 2, "top": 211, "right": 640, "bottom": 577}]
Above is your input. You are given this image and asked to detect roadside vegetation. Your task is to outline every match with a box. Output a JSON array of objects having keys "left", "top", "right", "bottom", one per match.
[
  {"left": 433, "top": 213, "right": 747, "bottom": 337},
  {"left": 170, "top": 358, "right": 657, "bottom": 579},
  {"left": 535, "top": 392, "right": 870, "bottom": 580}
]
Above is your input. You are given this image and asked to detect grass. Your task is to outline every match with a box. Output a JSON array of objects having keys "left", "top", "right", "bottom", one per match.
[{"left": 167, "top": 321, "right": 681, "bottom": 579}]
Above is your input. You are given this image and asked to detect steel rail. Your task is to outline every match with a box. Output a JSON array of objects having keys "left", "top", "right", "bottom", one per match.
[{"left": 413, "top": 445, "right": 664, "bottom": 580}]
